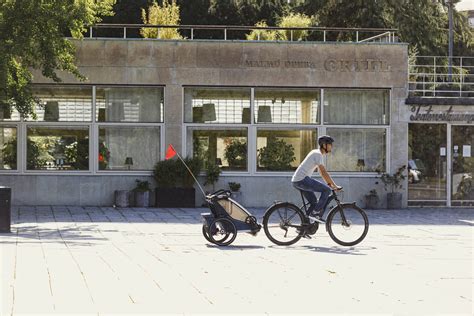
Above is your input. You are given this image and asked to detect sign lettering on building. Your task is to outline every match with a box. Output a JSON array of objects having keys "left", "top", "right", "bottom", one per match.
[
  {"left": 242, "top": 58, "right": 390, "bottom": 72},
  {"left": 410, "top": 105, "right": 474, "bottom": 124},
  {"left": 244, "top": 60, "right": 316, "bottom": 68},
  {"left": 324, "top": 59, "right": 391, "bottom": 72}
]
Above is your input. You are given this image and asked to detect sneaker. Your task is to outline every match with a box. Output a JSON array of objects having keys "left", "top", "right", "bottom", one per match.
[{"left": 296, "top": 227, "right": 311, "bottom": 239}]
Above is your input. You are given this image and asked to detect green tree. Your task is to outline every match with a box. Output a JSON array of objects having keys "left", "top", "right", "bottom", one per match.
[
  {"left": 277, "top": 12, "right": 312, "bottom": 40},
  {"left": 293, "top": 0, "right": 473, "bottom": 56},
  {"left": 141, "top": 0, "right": 183, "bottom": 39},
  {"left": 0, "top": 0, "right": 115, "bottom": 119}
]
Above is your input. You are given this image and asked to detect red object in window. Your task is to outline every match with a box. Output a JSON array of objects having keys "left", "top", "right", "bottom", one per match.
[
  {"left": 99, "top": 154, "right": 104, "bottom": 162},
  {"left": 165, "top": 144, "right": 177, "bottom": 160}
]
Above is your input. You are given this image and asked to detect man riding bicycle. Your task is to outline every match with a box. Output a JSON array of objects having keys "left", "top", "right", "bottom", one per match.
[{"left": 291, "top": 135, "right": 342, "bottom": 223}]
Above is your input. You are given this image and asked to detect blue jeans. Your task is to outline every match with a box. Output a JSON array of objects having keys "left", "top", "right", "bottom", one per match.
[{"left": 292, "top": 176, "right": 331, "bottom": 215}]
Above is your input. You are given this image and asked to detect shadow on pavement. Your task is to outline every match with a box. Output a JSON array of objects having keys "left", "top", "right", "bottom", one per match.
[
  {"left": 205, "top": 244, "right": 265, "bottom": 250},
  {"left": 300, "top": 245, "right": 376, "bottom": 255},
  {"left": 0, "top": 225, "right": 111, "bottom": 246}
]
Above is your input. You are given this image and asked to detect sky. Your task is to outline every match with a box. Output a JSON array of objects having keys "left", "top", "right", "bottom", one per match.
[{"left": 457, "top": 0, "right": 474, "bottom": 11}]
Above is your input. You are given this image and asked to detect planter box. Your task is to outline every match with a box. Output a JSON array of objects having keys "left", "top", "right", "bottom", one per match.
[
  {"left": 230, "top": 191, "right": 242, "bottom": 204},
  {"left": 134, "top": 191, "right": 150, "bottom": 207},
  {"left": 155, "top": 188, "right": 195, "bottom": 207},
  {"left": 364, "top": 195, "right": 379, "bottom": 209},
  {"left": 387, "top": 192, "right": 402, "bottom": 209},
  {"left": 114, "top": 190, "right": 130, "bottom": 207}
]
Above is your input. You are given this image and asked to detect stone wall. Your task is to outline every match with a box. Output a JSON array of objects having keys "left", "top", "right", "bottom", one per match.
[{"left": 13, "top": 39, "right": 409, "bottom": 207}]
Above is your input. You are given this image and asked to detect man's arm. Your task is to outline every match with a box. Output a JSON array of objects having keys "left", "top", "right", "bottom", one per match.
[{"left": 318, "top": 164, "right": 341, "bottom": 190}]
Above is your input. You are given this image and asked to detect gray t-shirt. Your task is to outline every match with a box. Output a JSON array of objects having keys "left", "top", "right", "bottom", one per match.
[{"left": 291, "top": 149, "right": 323, "bottom": 182}]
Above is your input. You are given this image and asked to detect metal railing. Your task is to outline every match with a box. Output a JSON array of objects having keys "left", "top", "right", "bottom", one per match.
[
  {"left": 85, "top": 24, "right": 398, "bottom": 43},
  {"left": 409, "top": 56, "right": 474, "bottom": 98}
]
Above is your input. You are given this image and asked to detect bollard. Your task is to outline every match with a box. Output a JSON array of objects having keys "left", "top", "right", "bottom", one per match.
[{"left": 0, "top": 186, "right": 11, "bottom": 233}]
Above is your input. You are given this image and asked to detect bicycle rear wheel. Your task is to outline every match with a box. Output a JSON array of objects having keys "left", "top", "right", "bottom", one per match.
[
  {"left": 327, "top": 204, "right": 369, "bottom": 246},
  {"left": 263, "top": 203, "right": 305, "bottom": 246}
]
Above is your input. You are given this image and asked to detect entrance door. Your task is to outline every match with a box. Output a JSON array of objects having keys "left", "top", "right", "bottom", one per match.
[
  {"left": 408, "top": 123, "right": 447, "bottom": 206},
  {"left": 451, "top": 125, "right": 474, "bottom": 206}
]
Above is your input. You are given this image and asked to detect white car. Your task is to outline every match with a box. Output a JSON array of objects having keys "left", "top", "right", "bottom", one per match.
[{"left": 408, "top": 159, "right": 422, "bottom": 184}]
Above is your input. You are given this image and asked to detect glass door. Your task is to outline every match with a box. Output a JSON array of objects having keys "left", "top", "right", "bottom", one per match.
[
  {"left": 408, "top": 123, "right": 447, "bottom": 206},
  {"left": 451, "top": 125, "right": 474, "bottom": 206}
]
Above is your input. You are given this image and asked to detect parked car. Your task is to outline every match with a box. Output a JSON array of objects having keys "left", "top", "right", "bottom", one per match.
[{"left": 408, "top": 159, "right": 423, "bottom": 183}]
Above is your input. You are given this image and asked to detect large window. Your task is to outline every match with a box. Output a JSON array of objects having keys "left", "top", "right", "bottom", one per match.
[
  {"left": 29, "top": 86, "right": 92, "bottom": 122},
  {"left": 26, "top": 127, "right": 89, "bottom": 171},
  {"left": 326, "top": 128, "right": 386, "bottom": 172},
  {"left": 187, "top": 129, "right": 248, "bottom": 171},
  {"left": 96, "top": 87, "right": 163, "bottom": 122},
  {"left": 257, "top": 129, "right": 317, "bottom": 171},
  {"left": 0, "top": 127, "right": 17, "bottom": 170},
  {"left": 324, "top": 89, "right": 389, "bottom": 125},
  {"left": 185, "top": 87, "right": 390, "bottom": 174},
  {"left": 184, "top": 87, "right": 251, "bottom": 124},
  {"left": 0, "top": 85, "right": 164, "bottom": 173},
  {"left": 98, "top": 127, "right": 160, "bottom": 171},
  {"left": 255, "top": 89, "right": 320, "bottom": 124}
]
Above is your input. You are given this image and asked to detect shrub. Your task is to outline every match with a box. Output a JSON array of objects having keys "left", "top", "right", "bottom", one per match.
[
  {"left": 228, "top": 182, "right": 241, "bottom": 192},
  {"left": 141, "top": 0, "right": 183, "bottom": 39},
  {"left": 246, "top": 21, "right": 277, "bottom": 41},
  {"left": 134, "top": 180, "right": 151, "bottom": 192},
  {"left": 277, "top": 13, "right": 312, "bottom": 41},
  {"left": 378, "top": 165, "right": 407, "bottom": 193}
]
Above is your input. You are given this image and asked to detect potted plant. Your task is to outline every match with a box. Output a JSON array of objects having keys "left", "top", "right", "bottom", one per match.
[
  {"left": 153, "top": 156, "right": 202, "bottom": 207},
  {"left": 224, "top": 139, "right": 247, "bottom": 170},
  {"left": 99, "top": 142, "right": 110, "bottom": 170},
  {"left": 258, "top": 136, "right": 295, "bottom": 171},
  {"left": 133, "top": 180, "right": 151, "bottom": 207},
  {"left": 228, "top": 181, "right": 242, "bottom": 204},
  {"left": 205, "top": 162, "right": 221, "bottom": 192},
  {"left": 364, "top": 189, "right": 379, "bottom": 209},
  {"left": 378, "top": 165, "right": 407, "bottom": 209}
]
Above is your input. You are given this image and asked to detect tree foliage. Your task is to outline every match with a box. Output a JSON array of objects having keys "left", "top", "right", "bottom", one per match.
[
  {"left": 141, "top": 0, "right": 182, "bottom": 39},
  {"left": 0, "top": 0, "right": 115, "bottom": 118},
  {"left": 103, "top": 0, "right": 473, "bottom": 55},
  {"left": 293, "top": 0, "right": 473, "bottom": 56}
]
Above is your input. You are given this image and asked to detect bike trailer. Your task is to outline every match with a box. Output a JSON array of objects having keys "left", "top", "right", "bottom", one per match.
[{"left": 201, "top": 189, "right": 261, "bottom": 246}]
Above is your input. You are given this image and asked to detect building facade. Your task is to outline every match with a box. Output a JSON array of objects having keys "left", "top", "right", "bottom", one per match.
[
  {"left": 406, "top": 55, "right": 474, "bottom": 207},
  {"left": 0, "top": 37, "right": 419, "bottom": 207}
]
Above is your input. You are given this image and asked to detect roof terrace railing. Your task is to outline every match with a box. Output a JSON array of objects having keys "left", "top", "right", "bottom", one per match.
[
  {"left": 86, "top": 24, "right": 398, "bottom": 43},
  {"left": 409, "top": 56, "right": 474, "bottom": 99}
]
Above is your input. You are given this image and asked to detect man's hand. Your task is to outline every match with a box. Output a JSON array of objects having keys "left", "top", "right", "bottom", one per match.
[{"left": 329, "top": 184, "right": 343, "bottom": 191}]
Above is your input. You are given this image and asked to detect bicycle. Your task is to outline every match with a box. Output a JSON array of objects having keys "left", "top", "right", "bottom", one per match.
[{"left": 262, "top": 187, "right": 369, "bottom": 246}]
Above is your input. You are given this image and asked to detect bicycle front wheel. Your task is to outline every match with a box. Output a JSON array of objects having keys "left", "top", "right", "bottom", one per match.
[
  {"left": 263, "top": 203, "right": 305, "bottom": 246},
  {"left": 327, "top": 204, "right": 369, "bottom": 247}
]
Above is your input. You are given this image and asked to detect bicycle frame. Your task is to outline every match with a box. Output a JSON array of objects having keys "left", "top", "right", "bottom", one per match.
[{"left": 299, "top": 189, "right": 351, "bottom": 228}]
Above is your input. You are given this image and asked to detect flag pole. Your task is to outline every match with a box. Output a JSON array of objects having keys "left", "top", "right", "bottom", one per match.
[{"left": 173, "top": 149, "right": 207, "bottom": 199}]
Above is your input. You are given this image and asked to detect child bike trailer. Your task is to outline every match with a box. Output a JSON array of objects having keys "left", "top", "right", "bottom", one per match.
[{"left": 201, "top": 189, "right": 261, "bottom": 246}]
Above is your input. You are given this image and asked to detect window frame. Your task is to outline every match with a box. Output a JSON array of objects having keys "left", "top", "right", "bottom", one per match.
[
  {"left": 0, "top": 124, "right": 20, "bottom": 172},
  {"left": 183, "top": 86, "right": 391, "bottom": 177},
  {"left": 0, "top": 84, "right": 165, "bottom": 175}
]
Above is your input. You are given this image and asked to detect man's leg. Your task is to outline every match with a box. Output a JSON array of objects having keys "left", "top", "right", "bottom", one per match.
[
  {"left": 293, "top": 177, "right": 320, "bottom": 215},
  {"left": 294, "top": 177, "right": 331, "bottom": 215}
]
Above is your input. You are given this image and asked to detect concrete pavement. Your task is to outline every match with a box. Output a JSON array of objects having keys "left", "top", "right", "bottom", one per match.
[{"left": 1, "top": 206, "right": 473, "bottom": 315}]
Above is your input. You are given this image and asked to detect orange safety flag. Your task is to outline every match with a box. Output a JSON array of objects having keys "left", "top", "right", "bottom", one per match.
[{"left": 165, "top": 144, "right": 177, "bottom": 160}]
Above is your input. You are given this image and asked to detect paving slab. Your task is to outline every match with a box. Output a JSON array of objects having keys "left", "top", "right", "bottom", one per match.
[{"left": 0, "top": 206, "right": 473, "bottom": 315}]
